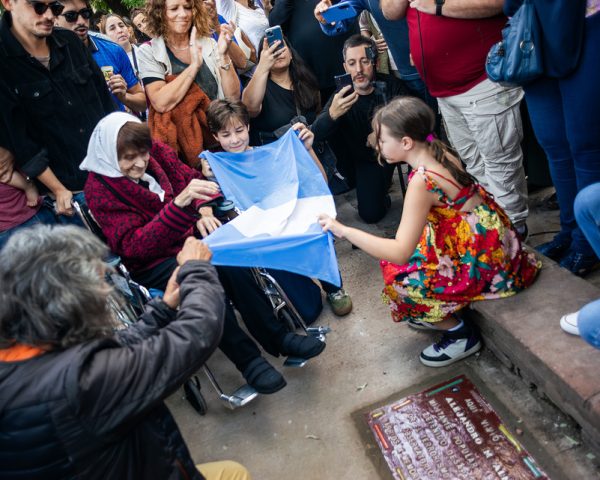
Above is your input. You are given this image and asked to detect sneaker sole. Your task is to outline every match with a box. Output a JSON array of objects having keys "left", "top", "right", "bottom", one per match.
[
  {"left": 328, "top": 302, "right": 353, "bottom": 317},
  {"left": 406, "top": 320, "right": 441, "bottom": 331},
  {"left": 559, "top": 317, "right": 580, "bottom": 336},
  {"left": 419, "top": 340, "right": 482, "bottom": 368}
]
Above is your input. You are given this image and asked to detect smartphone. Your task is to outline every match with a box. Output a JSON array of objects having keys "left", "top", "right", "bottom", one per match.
[
  {"left": 265, "top": 25, "right": 284, "bottom": 51},
  {"left": 334, "top": 73, "right": 354, "bottom": 95},
  {"left": 321, "top": 2, "right": 358, "bottom": 24}
]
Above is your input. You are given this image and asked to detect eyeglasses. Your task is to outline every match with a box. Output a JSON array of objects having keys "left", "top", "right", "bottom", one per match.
[
  {"left": 60, "top": 7, "right": 93, "bottom": 23},
  {"left": 26, "top": 0, "right": 65, "bottom": 16}
]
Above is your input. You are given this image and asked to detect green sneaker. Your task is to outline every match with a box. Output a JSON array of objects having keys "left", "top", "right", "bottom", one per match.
[{"left": 326, "top": 288, "right": 353, "bottom": 316}]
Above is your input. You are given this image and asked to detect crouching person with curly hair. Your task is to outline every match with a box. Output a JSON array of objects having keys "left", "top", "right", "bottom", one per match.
[{"left": 0, "top": 225, "right": 250, "bottom": 480}]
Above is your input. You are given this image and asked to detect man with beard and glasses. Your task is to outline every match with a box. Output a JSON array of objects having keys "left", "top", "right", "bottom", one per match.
[
  {"left": 55, "top": 0, "right": 147, "bottom": 114},
  {"left": 0, "top": 0, "right": 115, "bottom": 219},
  {"left": 311, "top": 34, "right": 409, "bottom": 224}
]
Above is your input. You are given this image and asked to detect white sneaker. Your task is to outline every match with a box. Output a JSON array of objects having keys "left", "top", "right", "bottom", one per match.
[
  {"left": 560, "top": 311, "right": 580, "bottom": 336},
  {"left": 419, "top": 329, "right": 482, "bottom": 367}
]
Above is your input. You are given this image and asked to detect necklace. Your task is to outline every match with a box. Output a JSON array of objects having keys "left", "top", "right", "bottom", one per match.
[{"left": 168, "top": 43, "right": 190, "bottom": 51}]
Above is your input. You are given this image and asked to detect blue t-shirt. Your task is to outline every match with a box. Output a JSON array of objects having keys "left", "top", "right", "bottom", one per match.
[{"left": 88, "top": 33, "right": 139, "bottom": 111}]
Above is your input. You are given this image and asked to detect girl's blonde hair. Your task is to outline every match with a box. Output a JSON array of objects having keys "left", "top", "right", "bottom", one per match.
[{"left": 372, "top": 97, "right": 475, "bottom": 187}]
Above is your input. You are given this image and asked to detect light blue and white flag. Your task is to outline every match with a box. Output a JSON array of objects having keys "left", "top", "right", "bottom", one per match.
[{"left": 202, "top": 129, "right": 341, "bottom": 286}]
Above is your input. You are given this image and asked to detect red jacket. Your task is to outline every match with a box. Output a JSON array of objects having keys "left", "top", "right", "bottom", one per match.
[{"left": 85, "top": 141, "right": 207, "bottom": 274}]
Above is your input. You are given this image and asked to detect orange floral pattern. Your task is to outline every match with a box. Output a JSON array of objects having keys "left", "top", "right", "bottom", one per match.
[{"left": 381, "top": 168, "right": 540, "bottom": 323}]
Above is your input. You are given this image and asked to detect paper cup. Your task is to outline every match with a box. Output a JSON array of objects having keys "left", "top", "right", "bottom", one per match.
[{"left": 101, "top": 66, "right": 114, "bottom": 81}]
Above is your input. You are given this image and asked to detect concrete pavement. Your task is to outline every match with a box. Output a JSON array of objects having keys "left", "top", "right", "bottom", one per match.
[{"left": 167, "top": 183, "right": 600, "bottom": 479}]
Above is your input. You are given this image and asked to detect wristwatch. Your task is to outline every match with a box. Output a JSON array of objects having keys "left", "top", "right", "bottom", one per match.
[
  {"left": 435, "top": 0, "right": 445, "bottom": 16},
  {"left": 220, "top": 61, "right": 232, "bottom": 71}
]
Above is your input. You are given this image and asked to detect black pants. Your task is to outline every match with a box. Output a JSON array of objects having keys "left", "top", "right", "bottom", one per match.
[
  {"left": 133, "top": 260, "right": 287, "bottom": 371},
  {"left": 355, "top": 160, "right": 395, "bottom": 224}
]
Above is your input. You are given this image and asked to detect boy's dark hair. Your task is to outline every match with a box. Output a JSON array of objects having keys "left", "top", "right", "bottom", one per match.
[
  {"left": 342, "top": 34, "right": 378, "bottom": 62},
  {"left": 372, "top": 97, "right": 476, "bottom": 187},
  {"left": 206, "top": 99, "right": 250, "bottom": 134},
  {"left": 117, "top": 122, "right": 152, "bottom": 159}
]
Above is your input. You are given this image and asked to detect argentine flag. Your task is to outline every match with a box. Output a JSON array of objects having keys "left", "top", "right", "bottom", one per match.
[{"left": 202, "top": 129, "right": 341, "bottom": 287}]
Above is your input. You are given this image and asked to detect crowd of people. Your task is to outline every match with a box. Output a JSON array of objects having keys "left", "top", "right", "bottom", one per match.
[{"left": 0, "top": 0, "right": 598, "bottom": 478}]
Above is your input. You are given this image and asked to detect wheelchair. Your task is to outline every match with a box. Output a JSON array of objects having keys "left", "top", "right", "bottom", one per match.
[{"left": 73, "top": 200, "right": 330, "bottom": 415}]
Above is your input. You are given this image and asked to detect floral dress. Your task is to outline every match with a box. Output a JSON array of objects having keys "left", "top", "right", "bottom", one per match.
[{"left": 381, "top": 167, "right": 540, "bottom": 323}]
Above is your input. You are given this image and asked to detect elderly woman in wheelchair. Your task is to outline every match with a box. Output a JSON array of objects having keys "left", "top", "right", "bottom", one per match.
[{"left": 81, "top": 112, "right": 326, "bottom": 395}]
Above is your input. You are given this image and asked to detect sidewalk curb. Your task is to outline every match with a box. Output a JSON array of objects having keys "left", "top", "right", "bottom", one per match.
[{"left": 468, "top": 257, "right": 600, "bottom": 453}]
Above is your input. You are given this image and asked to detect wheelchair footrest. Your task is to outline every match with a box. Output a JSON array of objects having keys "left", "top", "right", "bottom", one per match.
[
  {"left": 306, "top": 326, "right": 331, "bottom": 342},
  {"left": 220, "top": 384, "right": 258, "bottom": 409},
  {"left": 283, "top": 356, "right": 308, "bottom": 368}
]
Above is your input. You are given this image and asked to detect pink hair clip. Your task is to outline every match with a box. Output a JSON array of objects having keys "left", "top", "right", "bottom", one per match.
[{"left": 426, "top": 133, "right": 435, "bottom": 143}]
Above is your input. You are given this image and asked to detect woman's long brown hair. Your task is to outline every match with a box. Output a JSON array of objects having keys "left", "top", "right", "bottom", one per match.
[{"left": 145, "top": 0, "right": 212, "bottom": 41}]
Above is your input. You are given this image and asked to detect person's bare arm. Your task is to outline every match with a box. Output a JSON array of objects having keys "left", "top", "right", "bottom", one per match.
[
  {"left": 0, "top": 146, "right": 14, "bottom": 183},
  {"left": 37, "top": 167, "right": 74, "bottom": 215},
  {"left": 108, "top": 76, "right": 147, "bottom": 113},
  {"left": 240, "top": 30, "right": 257, "bottom": 63},
  {"left": 401, "top": 0, "right": 503, "bottom": 19},
  {"left": 123, "top": 83, "right": 147, "bottom": 113},
  {"left": 241, "top": 39, "right": 282, "bottom": 117},
  {"left": 381, "top": 0, "right": 409, "bottom": 20},
  {"left": 216, "top": 23, "right": 241, "bottom": 99},
  {"left": 319, "top": 176, "right": 432, "bottom": 264},
  {"left": 144, "top": 27, "right": 203, "bottom": 113},
  {"left": 228, "top": 39, "right": 250, "bottom": 70}
]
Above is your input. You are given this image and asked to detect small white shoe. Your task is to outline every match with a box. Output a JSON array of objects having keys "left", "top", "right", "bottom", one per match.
[{"left": 560, "top": 311, "right": 580, "bottom": 336}]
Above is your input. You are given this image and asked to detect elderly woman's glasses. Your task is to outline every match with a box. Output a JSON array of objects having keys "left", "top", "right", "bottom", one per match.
[{"left": 26, "top": 0, "right": 65, "bottom": 16}]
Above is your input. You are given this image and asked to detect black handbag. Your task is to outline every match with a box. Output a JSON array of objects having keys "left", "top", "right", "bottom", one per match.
[{"left": 486, "top": 0, "right": 543, "bottom": 86}]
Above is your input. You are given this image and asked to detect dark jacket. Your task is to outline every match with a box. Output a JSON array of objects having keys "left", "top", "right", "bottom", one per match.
[
  {"left": 0, "top": 261, "right": 225, "bottom": 480},
  {"left": 311, "top": 73, "right": 407, "bottom": 164},
  {"left": 0, "top": 12, "right": 116, "bottom": 192},
  {"left": 503, "top": 0, "right": 586, "bottom": 78}
]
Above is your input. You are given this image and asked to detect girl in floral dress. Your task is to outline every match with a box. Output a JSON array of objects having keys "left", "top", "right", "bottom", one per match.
[{"left": 319, "top": 97, "right": 539, "bottom": 367}]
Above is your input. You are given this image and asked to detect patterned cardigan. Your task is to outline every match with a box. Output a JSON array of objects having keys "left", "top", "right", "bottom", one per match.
[{"left": 85, "top": 141, "right": 211, "bottom": 274}]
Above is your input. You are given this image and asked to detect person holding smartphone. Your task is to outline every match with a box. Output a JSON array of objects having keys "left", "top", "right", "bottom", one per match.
[{"left": 311, "top": 34, "right": 408, "bottom": 224}]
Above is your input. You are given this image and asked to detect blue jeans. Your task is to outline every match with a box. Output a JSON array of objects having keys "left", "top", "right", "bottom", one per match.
[
  {"left": 0, "top": 206, "right": 57, "bottom": 251},
  {"left": 42, "top": 191, "right": 86, "bottom": 228},
  {"left": 524, "top": 13, "right": 600, "bottom": 256},
  {"left": 572, "top": 183, "right": 600, "bottom": 350},
  {"left": 578, "top": 299, "right": 600, "bottom": 350}
]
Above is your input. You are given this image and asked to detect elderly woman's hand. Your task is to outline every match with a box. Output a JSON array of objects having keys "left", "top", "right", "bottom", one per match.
[
  {"left": 196, "top": 206, "right": 222, "bottom": 237},
  {"left": 174, "top": 179, "right": 220, "bottom": 208},
  {"left": 292, "top": 122, "right": 314, "bottom": 151}
]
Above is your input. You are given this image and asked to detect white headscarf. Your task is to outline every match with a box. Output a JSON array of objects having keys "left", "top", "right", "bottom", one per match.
[{"left": 80, "top": 112, "right": 165, "bottom": 201}]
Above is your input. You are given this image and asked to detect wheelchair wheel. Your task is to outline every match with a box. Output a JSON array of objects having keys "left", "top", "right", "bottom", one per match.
[
  {"left": 183, "top": 376, "right": 207, "bottom": 415},
  {"left": 279, "top": 307, "right": 298, "bottom": 332}
]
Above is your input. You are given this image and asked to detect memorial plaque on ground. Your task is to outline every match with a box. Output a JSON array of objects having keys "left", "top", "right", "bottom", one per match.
[{"left": 365, "top": 375, "right": 549, "bottom": 480}]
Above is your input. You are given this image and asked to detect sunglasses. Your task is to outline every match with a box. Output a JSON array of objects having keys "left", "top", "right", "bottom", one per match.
[
  {"left": 26, "top": 0, "right": 65, "bottom": 16},
  {"left": 60, "top": 7, "right": 93, "bottom": 23}
]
